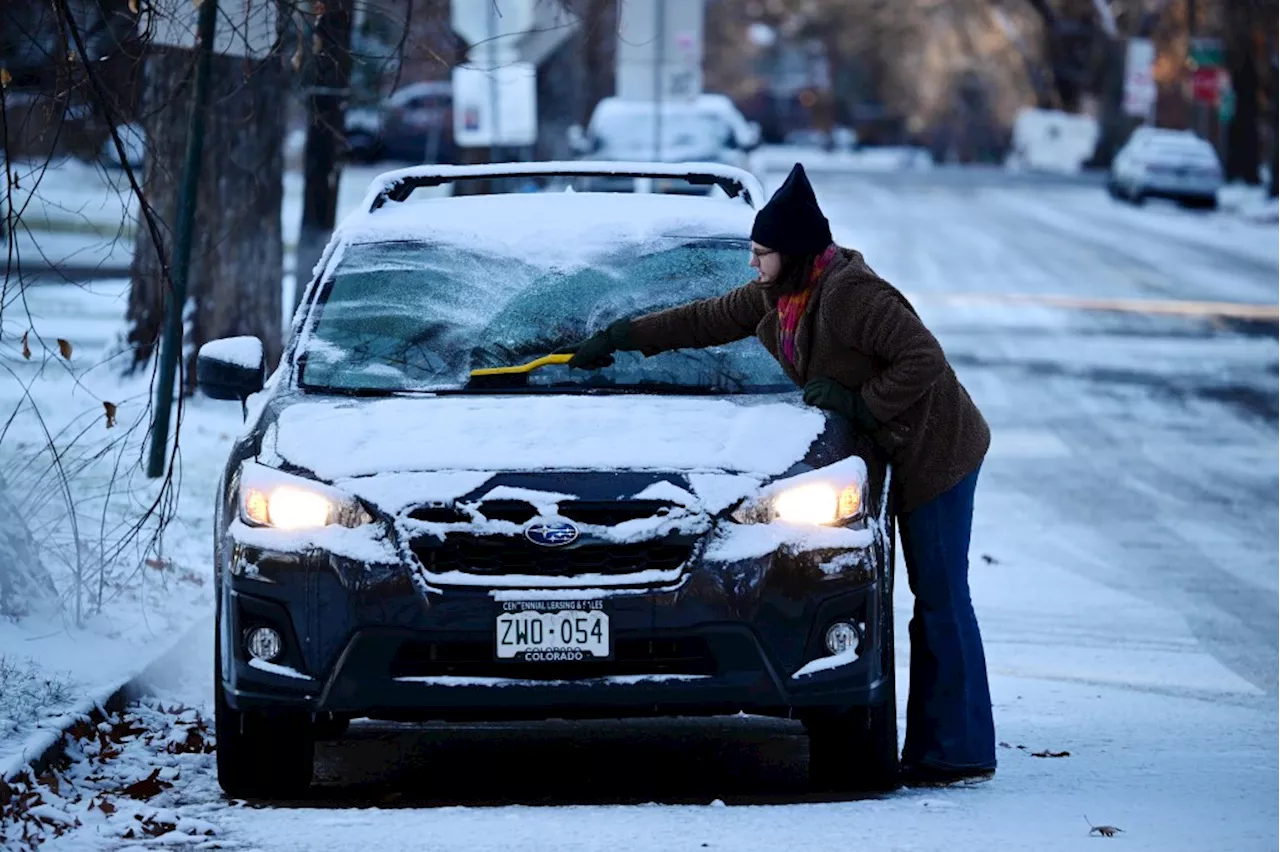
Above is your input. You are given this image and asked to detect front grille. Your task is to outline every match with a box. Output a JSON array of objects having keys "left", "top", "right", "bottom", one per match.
[
  {"left": 558, "top": 500, "right": 676, "bottom": 526},
  {"left": 409, "top": 505, "right": 468, "bottom": 523},
  {"left": 390, "top": 636, "right": 717, "bottom": 680},
  {"left": 408, "top": 500, "right": 677, "bottom": 527},
  {"left": 474, "top": 500, "right": 537, "bottom": 524},
  {"left": 411, "top": 536, "right": 693, "bottom": 576}
]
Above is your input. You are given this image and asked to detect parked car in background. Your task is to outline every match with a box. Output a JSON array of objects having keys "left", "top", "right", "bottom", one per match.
[
  {"left": 568, "top": 95, "right": 760, "bottom": 193},
  {"left": 345, "top": 81, "right": 456, "bottom": 165},
  {"left": 782, "top": 126, "right": 858, "bottom": 152},
  {"left": 1108, "top": 128, "right": 1223, "bottom": 209}
]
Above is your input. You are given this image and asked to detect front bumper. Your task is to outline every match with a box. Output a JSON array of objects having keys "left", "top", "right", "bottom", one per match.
[{"left": 220, "top": 535, "right": 890, "bottom": 722}]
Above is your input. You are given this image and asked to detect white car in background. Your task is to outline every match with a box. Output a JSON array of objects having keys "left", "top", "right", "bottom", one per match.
[
  {"left": 568, "top": 95, "right": 761, "bottom": 193},
  {"left": 1108, "top": 128, "right": 1223, "bottom": 209}
]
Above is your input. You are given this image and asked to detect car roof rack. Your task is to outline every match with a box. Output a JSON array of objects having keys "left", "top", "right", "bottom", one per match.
[{"left": 364, "top": 161, "right": 767, "bottom": 213}]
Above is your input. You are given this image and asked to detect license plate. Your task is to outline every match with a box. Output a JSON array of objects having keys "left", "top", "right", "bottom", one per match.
[{"left": 496, "top": 602, "right": 610, "bottom": 661}]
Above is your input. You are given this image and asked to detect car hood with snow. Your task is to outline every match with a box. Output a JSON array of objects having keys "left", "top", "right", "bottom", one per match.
[{"left": 254, "top": 391, "right": 841, "bottom": 518}]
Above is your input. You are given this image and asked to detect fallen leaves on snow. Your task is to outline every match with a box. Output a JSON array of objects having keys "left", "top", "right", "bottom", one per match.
[
  {"left": 1090, "top": 825, "right": 1124, "bottom": 837},
  {"left": 1031, "top": 749, "right": 1071, "bottom": 758},
  {"left": 121, "top": 767, "right": 172, "bottom": 800},
  {"left": 0, "top": 700, "right": 220, "bottom": 849}
]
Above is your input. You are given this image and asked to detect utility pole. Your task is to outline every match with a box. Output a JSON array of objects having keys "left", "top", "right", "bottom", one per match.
[
  {"left": 146, "top": 0, "right": 218, "bottom": 478},
  {"left": 295, "top": 0, "right": 353, "bottom": 310}
]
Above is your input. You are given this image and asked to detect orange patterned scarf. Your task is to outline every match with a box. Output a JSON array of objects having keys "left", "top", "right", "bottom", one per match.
[{"left": 777, "top": 243, "right": 837, "bottom": 367}]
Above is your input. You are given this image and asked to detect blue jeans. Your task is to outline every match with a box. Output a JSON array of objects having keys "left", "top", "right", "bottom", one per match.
[{"left": 899, "top": 467, "right": 996, "bottom": 770}]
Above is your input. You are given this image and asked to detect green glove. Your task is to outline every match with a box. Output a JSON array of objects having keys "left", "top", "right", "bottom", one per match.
[
  {"left": 566, "top": 319, "right": 635, "bottom": 370},
  {"left": 803, "top": 377, "right": 880, "bottom": 435}
]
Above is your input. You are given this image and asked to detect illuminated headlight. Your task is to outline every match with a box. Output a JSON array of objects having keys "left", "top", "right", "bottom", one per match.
[
  {"left": 732, "top": 481, "right": 864, "bottom": 526},
  {"left": 238, "top": 462, "right": 371, "bottom": 530}
]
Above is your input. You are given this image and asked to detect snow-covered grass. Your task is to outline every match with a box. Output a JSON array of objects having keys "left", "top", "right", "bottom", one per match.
[
  {"left": 0, "top": 656, "right": 75, "bottom": 740},
  {"left": 0, "top": 277, "right": 241, "bottom": 777}
]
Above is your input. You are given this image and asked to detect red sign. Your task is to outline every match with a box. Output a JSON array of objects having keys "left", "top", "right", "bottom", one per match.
[{"left": 1191, "top": 68, "right": 1224, "bottom": 104}]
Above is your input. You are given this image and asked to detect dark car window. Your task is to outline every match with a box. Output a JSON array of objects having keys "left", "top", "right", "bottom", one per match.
[{"left": 298, "top": 237, "right": 791, "bottom": 394}]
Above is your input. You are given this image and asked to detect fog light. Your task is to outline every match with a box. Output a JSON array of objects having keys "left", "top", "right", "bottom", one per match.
[
  {"left": 825, "top": 622, "right": 859, "bottom": 655},
  {"left": 246, "top": 627, "right": 282, "bottom": 661}
]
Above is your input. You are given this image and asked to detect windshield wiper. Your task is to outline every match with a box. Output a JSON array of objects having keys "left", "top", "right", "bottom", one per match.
[{"left": 298, "top": 383, "right": 428, "bottom": 398}]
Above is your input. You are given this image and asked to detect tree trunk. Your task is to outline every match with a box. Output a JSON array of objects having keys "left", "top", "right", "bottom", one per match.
[
  {"left": 127, "top": 46, "right": 285, "bottom": 392},
  {"left": 1224, "top": 18, "right": 1261, "bottom": 185},
  {"left": 296, "top": 0, "right": 354, "bottom": 311},
  {"left": 1269, "top": 39, "right": 1280, "bottom": 197},
  {"left": 1087, "top": 37, "right": 1128, "bottom": 169},
  {"left": 578, "top": 0, "right": 617, "bottom": 127}
]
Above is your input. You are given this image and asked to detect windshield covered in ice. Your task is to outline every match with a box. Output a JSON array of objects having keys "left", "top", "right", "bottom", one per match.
[{"left": 297, "top": 237, "right": 790, "bottom": 395}]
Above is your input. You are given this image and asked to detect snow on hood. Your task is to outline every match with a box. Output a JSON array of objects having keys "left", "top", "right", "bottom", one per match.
[{"left": 270, "top": 396, "right": 823, "bottom": 482}]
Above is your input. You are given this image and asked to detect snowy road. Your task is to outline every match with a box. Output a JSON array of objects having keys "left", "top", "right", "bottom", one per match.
[{"left": 24, "top": 170, "right": 1278, "bottom": 851}]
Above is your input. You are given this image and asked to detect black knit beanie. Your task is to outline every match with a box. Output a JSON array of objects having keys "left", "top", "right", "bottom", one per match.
[{"left": 749, "top": 163, "right": 832, "bottom": 256}]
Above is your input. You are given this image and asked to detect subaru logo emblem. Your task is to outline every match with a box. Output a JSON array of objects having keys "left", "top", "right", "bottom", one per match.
[{"left": 525, "top": 521, "right": 579, "bottom": 547}]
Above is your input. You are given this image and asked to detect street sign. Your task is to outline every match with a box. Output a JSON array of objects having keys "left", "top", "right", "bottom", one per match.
[
  {"left": 1188, "top": 38, "right": 1224, "bottom": 70},
  {"left": 144, "top": 0, "right": 276, "bottom": 58},
  {"left": 616, "top": 0, "right": 704, "bottom": 102},
  {"left": 452, "top": 63, "right": 537, "bottom": 147},
  {"left": 1191, "top": 67, "right": 1224, "bottom": 104},
  {"left": 1219, "top": 85, "right": 1236, "bottom": 124},
  {"left": 1123, "top": 38, "right": 1157, "bottom": 118}
]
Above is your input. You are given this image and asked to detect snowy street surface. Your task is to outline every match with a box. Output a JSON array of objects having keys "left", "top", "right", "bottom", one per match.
[{"left": 6, "top": 168, "right": 1276, "bottom": 850}]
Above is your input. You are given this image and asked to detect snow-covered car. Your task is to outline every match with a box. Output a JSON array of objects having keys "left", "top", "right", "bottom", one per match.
[
  {"left": 1108, "top": 128, "right": 1223, "bottom": 208},
  {"left": 199, "top": 161, "right": 897, "bottom": 799},
  {"left": 568, "top": 96, "right": 760, "bottom": 193}
]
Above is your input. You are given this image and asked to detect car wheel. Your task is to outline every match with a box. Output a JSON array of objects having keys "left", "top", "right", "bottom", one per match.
[
  {"left": 806, "top": 510, "right": 900, "bottom": 793},
  {"left": 806, "top": 693, "right": 899, "bottom": 792},
  {"left": 214, "top": 632, "right": 315, "bottom": 798},
  {"left": 1180, "top": 195, "right": 1217, "bottom": 211},
  {"left": 313, "top": 712, "right": 352, "bottom": 740}
]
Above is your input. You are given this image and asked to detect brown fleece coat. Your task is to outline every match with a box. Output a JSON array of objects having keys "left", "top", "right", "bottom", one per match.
[{"left": 628, "top": 248, "right": 989, "bottom": 512}]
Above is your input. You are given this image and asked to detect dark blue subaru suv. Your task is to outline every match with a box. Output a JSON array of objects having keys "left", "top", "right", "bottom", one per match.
[{"left": 199, "top": 164, "right": 896, "bottom": 799}]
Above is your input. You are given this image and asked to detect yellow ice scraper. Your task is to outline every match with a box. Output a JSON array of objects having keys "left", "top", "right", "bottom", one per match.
[{"left": 469, "top": 353, "right": 573, "bottom": 379}]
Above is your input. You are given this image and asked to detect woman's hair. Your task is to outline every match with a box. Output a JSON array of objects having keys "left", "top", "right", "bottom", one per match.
[{"left": 773, "top": 251, "right": 823, "bottom": 295}]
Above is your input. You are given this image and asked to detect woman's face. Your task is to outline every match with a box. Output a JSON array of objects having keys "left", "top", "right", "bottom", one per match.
[{"left": 749, "top": 242, "right": 783, "bottom": 283}]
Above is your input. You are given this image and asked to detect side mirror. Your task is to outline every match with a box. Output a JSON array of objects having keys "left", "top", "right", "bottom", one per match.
[
  {"left": 198, "top": 336, "right": 265, "bottom": 403},
  {"left": 567, "top": 124, "right": 588, "bottom": 155}
]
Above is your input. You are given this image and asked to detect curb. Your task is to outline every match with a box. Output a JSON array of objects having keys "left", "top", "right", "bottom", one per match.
[{"left": 0, "top": 615, "right": 208, "bottom": 802}]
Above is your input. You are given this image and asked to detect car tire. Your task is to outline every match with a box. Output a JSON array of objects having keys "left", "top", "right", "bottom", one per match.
[
  {"left": 806, "top": 508, "right": 900, "bottom": 793},
  {"left": 214, "top": 637, "right": 315, "bottom": 799},
  {"left": 313, "top": 712, "right": 352, "bottom": 740},
  {"left": 806, "top": 693, "right": 899, "bottom": 792}
]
